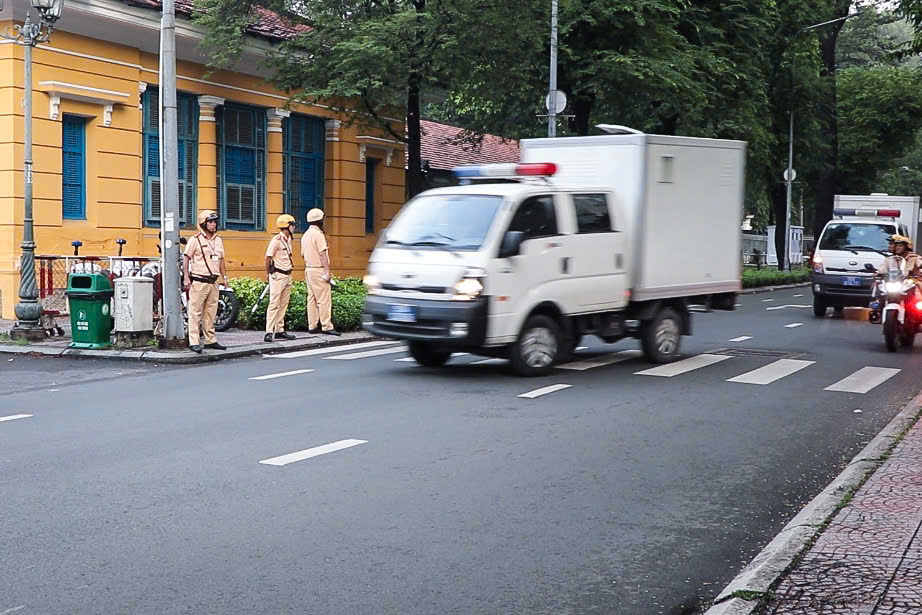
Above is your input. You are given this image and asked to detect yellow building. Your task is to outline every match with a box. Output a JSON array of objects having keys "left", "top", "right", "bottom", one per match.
[{"left": 0, "top": 0, "right": 406, "bottom": 319}]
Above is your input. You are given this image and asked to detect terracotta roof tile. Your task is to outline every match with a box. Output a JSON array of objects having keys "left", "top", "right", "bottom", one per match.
[
  {"left": 123, "top": 0, "right": 309, "bottom": 42},
  {"left": 420, "top": 119, "right": 519, "bottom": 171}
]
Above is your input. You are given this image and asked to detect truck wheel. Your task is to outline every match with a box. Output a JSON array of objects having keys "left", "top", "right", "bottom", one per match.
[
  {"left": 510, "top": 315, "right": 560, "bottom": 377},
  {"left": 813, "top": 297, "right": 827, "bottom": 318},
  {"left": 408, "top": 341, "right": 452, "bottom": 367},
  {"left": 640, "top": 307, "right": 682, "bottom": 364}
]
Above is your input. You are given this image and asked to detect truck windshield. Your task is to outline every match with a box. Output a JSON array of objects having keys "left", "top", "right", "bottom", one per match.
[
  {"left": 819, "top": 223, "right": 896, "bottom": 252},
  {"left": 383, "top": 194, "right": 503, "bottom": 250}
]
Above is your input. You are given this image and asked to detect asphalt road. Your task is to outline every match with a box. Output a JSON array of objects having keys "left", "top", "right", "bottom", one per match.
[{"left": 3, "top": 287, "right": 921, "bottom": 615}]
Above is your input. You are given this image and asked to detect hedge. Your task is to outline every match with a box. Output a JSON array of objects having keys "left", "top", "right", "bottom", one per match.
[
  {"left": 229, "top": 276, "right": 367, "bottom": 331},
  {"left": 742, "top": 267, "right": 811, "bottom": 289}
]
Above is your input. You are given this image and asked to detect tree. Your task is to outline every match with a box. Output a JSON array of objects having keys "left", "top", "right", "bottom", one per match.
[{"left": 194, "top": 0, "right": 484, "bottom": 198}]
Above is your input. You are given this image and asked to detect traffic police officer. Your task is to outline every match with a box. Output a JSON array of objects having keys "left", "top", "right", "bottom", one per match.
[
  {"left": 264, "top": 214, "right": 297, "bottom": 342},
  {"left": 301, "top": 208, "right": 340, "bottom": 336},
  {"left": 183, "top": 210, "right": 227, "bottom": 353}
]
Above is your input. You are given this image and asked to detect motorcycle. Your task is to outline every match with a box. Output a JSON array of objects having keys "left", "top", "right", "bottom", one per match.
[
  {"left": 869, "top": 255, "right": 921, "bottom": 352},
  {"left": 142, "top": 238, "right": 240, "bottom": 333}
]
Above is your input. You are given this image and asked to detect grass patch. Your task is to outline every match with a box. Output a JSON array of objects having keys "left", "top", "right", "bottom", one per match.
[{"left": 742, "top": 267, "right": 811, "bottom": 289}]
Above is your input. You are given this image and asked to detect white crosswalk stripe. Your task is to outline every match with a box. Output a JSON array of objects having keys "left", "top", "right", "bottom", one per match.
[
  {"left": 396, "top": 353, "right": 469, "bottom": 363},
  {"left": 273, "top": 341, "right": 400, "bottom": 359},
  {"left": 635, "top": 354, "right": 732, "bottom": 377},
  {"left": 727, "top": 359, "right": 814, "bottom": 385},
  {"left": 558, "top": 350, "right": 642, "bottom": 371},
  {"left": 825, "top": 367, "right": 901, "bottom": 394},
  {"left": 326, "top": 347, "right": 409, "bottom": 360}
]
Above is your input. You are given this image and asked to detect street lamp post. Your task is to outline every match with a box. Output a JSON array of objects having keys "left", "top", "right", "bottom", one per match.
[
  {"left": 783, "top": 12, "right": 860, "bottom": 271},
  {"left": 2, "top": 0, "right": 63, "bottom": 340}
]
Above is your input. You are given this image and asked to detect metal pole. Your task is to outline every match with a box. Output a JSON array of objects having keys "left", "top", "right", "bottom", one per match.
[
  {"left": 784, "top": 107, "right": 794, "bottom": 272},
  {"left": 10, "top": 14, "right": 44, "bottom": 340},
  {"left": 547, "top": 0, "right": 558, "bottom": 138},
  {"left": 160, "top": 0, "right": 184, "bottom": 342}
]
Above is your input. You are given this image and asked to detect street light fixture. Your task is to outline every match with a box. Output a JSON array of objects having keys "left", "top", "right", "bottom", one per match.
[
  {"left": 782, "top": 12, "right": 860, "bottom": 271},
  {"left": 1, "top": 0, "right": 64, "bottom": 340}
]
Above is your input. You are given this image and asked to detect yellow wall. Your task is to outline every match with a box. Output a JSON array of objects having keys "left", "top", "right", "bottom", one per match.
[{"left": 0, "top": 23, "right": 406, "bottom": 319}]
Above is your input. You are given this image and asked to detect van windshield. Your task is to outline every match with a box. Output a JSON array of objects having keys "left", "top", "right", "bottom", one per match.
[
  {"left": 383, "top": 194, "right": 503, "bottom": 251},
  {"left": 819, "top": 223, "right": 896, "bottom": 252}
]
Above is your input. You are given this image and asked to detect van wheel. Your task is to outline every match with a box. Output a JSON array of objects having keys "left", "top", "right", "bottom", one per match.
[
  {"left": 813, "top": 297, "right": 827, "bottom": 317},
  {"left": 641, "top": 307, "right": 681, "bottom": 364},
  {"left": 408, "top": 341, "right": 452, "bottom": 367},
  {"left": 510, "top": 315, "right": 560, "bottom": 377}
]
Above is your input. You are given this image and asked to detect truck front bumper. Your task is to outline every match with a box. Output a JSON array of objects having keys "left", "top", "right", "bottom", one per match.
[
  {"left": 362, "top": 295, "right": 488, "bottom": 347},
  {"left": 812, "top": 273, "right": 874, "bottom": 307}
]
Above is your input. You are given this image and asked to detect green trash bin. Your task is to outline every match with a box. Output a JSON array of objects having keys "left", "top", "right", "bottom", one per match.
[{"left": 66, "top": 272, "right": 114, "bottom": 349}]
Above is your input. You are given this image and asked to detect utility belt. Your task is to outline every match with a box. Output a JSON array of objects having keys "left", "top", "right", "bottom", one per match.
[
  {"left": 190, "top": 274, "right": 219, "bottom": 284},
  {"left": 269, "top": 264, "right": 292, "bottom": 276}
]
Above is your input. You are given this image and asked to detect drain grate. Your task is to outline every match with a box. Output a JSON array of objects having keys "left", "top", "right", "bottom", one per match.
[{"left": 708, "top": 347, "right": 805, "bottom": 359}]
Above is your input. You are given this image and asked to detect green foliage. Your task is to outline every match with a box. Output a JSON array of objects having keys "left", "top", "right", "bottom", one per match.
[
  {"left": 838, "top": 66, "right": 922, "bottom": 194},
  {"left": 228, "top": 276, "right": 367, "bottom": 331},
  {"left": 742, "top": 268, "right": 811, "bottom": 289}
]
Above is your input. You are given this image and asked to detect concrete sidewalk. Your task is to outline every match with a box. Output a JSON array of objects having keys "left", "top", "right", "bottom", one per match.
[
  {"left": 0, "top": 319, "right": 378, "bottom": 364},
  {"left": 708, "top": 394, "right": 922, "bottom": 615}
]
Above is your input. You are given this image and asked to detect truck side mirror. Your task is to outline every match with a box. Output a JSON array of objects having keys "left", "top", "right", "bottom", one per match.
[
  {"left": 499, "top": 231, "right": 525, "bottom": 259},
  {"left": 865, "top": 263, "right": 876, "bottom": 272}
]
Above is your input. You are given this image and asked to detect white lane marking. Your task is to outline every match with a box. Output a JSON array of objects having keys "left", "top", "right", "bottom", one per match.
[
  {"left": 635, "top": 354, "right": 731, "bottom": 377},
  {"left": 767, "top": 304, "right": 811, "bottom": 311},
  {"left": 249, "top": 369, "right": 315, "bottom": 381},
  {"left": 735, "top": 304, "right": 742, "bottom": 307},
  {"left": 326, "top": 347, "right": 408, "bottom": 360},
  {"left": 0, "top": 414, "right": 32, "bottom": 423},
  {"left": 558, "top": 349, "right": 642, "bottom": 371},
  {"left": 762, "top": 299, "right": 775, "bottom": 302},
  {"left": 273, "top": 341, "right": 400, "bottom": 359},
  {"left": 727, "top": 359, "right": 815, "bottom": 385},
  {"left": 729, "top": 336, "right": 752, "bottom": 342},
  {"left": 0, "top": 606, "right": 26, "bottom": 615},
  {"left": 784, "top": 323, "right": 803, "bottom": 328},
  {"left": 259, "top": 439, "right": 368, "bottom": 466},
  {"left": 472, "top": 358, "right": 505, "bottom": 365},
  {"left": 825, "top": 367, "right": 901, "bottom": 394},
  {"left": 793, "top": 294, "right": 804, "bottom": 297},
  {"left": 395, "top": 353, "right": 469, "bottom": 363},
  {"left": 576, "top": 346, "right": 588, "bottom": 351},
  {"left": 518, "top": 384, "right": 573, "bottom": 399}
]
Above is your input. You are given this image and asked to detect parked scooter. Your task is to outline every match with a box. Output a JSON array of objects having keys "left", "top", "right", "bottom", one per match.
[{"left": 869, "top": 255, "right": 921, "bottom": 352}]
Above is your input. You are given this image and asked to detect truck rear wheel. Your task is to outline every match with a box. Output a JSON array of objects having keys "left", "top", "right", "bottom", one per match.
[
  {"left": 640, "top": 307, "right": 681, "bottom": 364},
  {"left": 510, "top": 315, "right": 560, "bottom": 377},
  {"left": 408, "top": 341, "right": 452, "bottom": 367}
]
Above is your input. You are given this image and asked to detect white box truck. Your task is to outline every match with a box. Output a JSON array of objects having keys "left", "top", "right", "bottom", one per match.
[
  {"left": 362, "top": 133, "right": 746, "bottom": 376},
  {"left": 811, "top": 194, "right": 921, "bottom": 317}
]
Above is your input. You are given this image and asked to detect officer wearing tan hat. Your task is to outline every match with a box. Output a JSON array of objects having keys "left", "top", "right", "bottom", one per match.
[
  {"left": 301, "top": 208, "right": 339, "bottom": 336},
  {"left": 264, "top": 214, "right": 297, "bottom": 342},
  {"left": 183, "top": 210, "right": 227, "bottom": 353}
]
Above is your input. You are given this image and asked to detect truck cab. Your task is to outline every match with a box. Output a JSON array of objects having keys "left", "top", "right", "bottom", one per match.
[
  {"left": 362, "top": 163, "right": 635, "bottom": 375},
  {"left": 812, "top": 208, "right": 908, "bottom": 317}
]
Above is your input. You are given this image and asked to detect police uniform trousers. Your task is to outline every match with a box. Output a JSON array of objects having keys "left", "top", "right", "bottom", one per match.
[
  {"left": 266, "top": 272, "right": 293, "bottom": 334},
  {"left": 188, "top": 280, "right": 219, "bottom": 346},
  {"left": 306, "top": 267, "right": 333, "bottom": 331}
]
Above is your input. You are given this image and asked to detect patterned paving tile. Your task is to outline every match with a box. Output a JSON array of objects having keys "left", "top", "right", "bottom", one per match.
[{"left": 874, "top": 561, "right": 922, "bottom": 615}]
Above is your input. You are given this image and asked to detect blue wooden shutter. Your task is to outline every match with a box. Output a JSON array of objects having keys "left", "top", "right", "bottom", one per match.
[
  {"left": 62, "top": 116, "right": 85, "bottom": 219},
  {"left": 284, "top": 114, "right": 325, "bottom": 232}
]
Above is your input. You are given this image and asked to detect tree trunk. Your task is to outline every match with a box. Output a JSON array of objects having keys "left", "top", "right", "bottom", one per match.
[
  {"left": 569, "top": 94, "right": 594, "bottom": 136},
  {"left": 771, "top": 181, "right": 787, "bottom": 270},
  {"left": 813, "top": 9, "right": 849, "bottom": 237},
  {"left": 406, "top": 73, "right": 425, "bottom": 198}
]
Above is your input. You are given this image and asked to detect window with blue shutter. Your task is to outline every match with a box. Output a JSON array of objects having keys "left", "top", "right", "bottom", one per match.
[
  {"left": 142, "top": 90, "right": 198, "bottom": 227},
  {"left": 219, "top": 105, "right": 265, "bottom": 231},
  {"left": 61, "top": 116, "right": 85, "bottom": 220},
  {"left": 365, "top": 159, "right": 377, "bottom": 234},
  {"left": 283, "top": 114, "right": 325, "bottom": 232}
]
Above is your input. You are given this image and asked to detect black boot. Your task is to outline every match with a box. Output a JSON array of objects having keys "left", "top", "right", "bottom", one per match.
[{"left": 264, "top": 333, "right": 274, "bottom": 343}]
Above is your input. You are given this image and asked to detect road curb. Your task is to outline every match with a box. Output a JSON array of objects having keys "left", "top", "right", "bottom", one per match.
[
  {"left": 740, "top": 282, "right": 811, "bottom": 295},
  {"left": 704, "top": 390, "right": 922, "bottom": 614},
  {"left": 0, "top": 332, "right": 384, "bottom": 364}
]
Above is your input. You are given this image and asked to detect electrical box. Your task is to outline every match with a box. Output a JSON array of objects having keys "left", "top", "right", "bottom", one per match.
[{"left": 114, "top": 276, "right": 154, "bottom": 333}]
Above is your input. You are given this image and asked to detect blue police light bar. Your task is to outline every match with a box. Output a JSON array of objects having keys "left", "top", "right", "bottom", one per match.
[
  {"left": 452, "top": 163, "right": 557, "bottom": 179},
  {"left": 834, "top": 208, "right": 902, "bottom": 218}
]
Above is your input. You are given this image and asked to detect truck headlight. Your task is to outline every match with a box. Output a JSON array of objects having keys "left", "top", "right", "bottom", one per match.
[
  {"left": 363, "top": 274, "right": 381, "bottom": 295},
  {"left": 812, "top": 255, "right": 824, "bottom": 274},
  {"left": 452, "top": 277, "right": 484, "bottom": 301}
]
